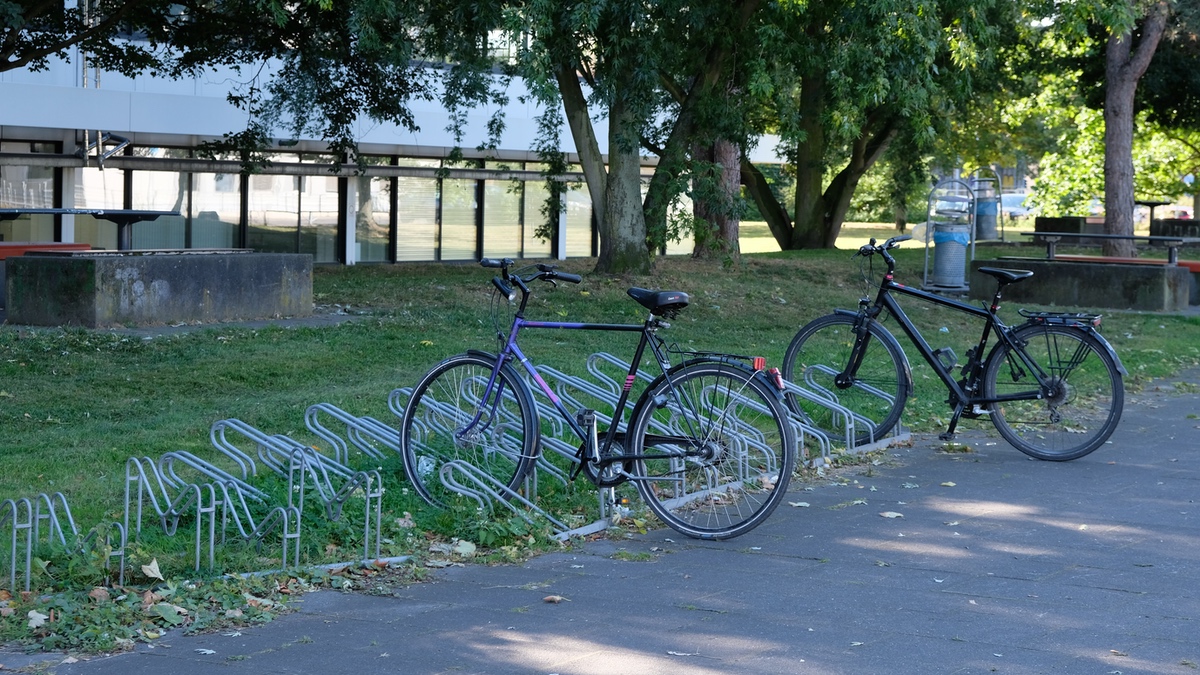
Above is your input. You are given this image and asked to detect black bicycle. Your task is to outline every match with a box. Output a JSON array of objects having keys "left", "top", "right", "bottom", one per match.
[{"left": 783, "top": 235, "right": 1126, "bottom": 461}]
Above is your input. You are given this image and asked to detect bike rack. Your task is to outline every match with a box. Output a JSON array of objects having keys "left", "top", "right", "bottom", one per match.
[
  {"left": 124, "top": 457, "right": 218, "bottom": 572},
  {"left": 1, "top": 493, "right": 125, "bottom": 590},
  {"left": 157, "top": 451, "right": 301, "bottom": 569},
  {"left": 210, "top": 418, "right": 382, "bottom": 563},
  {"left": 305, "top": 402, "right": 399, "bottom": 464}
]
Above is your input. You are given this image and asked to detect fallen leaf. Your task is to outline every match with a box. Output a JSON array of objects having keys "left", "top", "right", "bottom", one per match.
[
  {"left": 452, "top": 540, "right": 477, "bottom": 557},
  {"left": 141, "top": 559, "right": 164, "bottom": 581},
  {"left": 88, "top": 587, "right": 111, "bottom": 603},
  {"left": 0, "top": 607, "right": 14, "bottom": 617},
  {"left": 195, "top": 649, "right": 216, "bottom": 655},
  {"left": 940, "top": 482, "right": 956, "bottom": 487},
  {"left": 667, "top": 651, "right": 699, "bottom": 656},
  {"left": 27, "top": 610, "right": 48, "bottom": 629},
  {"left": 788, "top": 501, "right": 810, "bottom": 507},
  {"left": 879, "top": 511, "right": 904, "bottom": 519},
  {"left": 395, "top": 512, "right": 415, "bottom": 528},
  {"left": 850, "top": 641, "right": 865, "bottom": 647},
  {"left": 60, "top": 656, "right": 78, "bottom": 664},
  {"left": 543, "top": 595, "right": 569, "bottom": 603}
]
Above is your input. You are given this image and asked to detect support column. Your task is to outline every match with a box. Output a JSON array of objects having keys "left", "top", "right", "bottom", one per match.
[{"left": 342, "top": 175, "right": 358, "bottom": 265}]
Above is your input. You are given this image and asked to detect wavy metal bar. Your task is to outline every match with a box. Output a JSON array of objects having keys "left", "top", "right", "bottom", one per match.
[{"left": 123, "top": 457, "right": 217, "bottom": 571}]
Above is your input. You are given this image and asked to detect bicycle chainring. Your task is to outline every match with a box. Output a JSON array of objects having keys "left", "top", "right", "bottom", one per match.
[{"left": 580, "top": 442, "right": 632, "bottom": 487}]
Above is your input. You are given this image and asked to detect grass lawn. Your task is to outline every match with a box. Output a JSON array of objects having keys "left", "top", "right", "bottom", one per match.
[{"left": 1, "top": 225, "right": 1197, "bottom": 583}]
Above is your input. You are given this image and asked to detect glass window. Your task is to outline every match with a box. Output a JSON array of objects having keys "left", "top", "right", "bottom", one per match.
[
  {"left": 191, "top": 173, "right": 240, "bottom": 248},
  {"left": 356, "top": 175, "right": 390, "bottom": 262},
  {"left": 564, "top": 184, "right": 593, "bottom": 258},
  {"left": 247, "top": 172, "right": 298, "bottom": 254},
  {"left": 129, "top": 148, "right": 190, "bottom": 249},
  {"left": 440, "top": 178, "right": 478, "bottom": 261},
  {"left": 73, "top": 167, "right": 125, "bottom": 250},
  {"left": 483, "top": 179, "right": 522, "bottom": 258},
  {"left": 299, "top": 174, "right": 339, "bottom": 263},
  {"left": 0, "top": 141, "right": 57, "bottom": 241},
  {"left": 522, "top": 180, "right": 553, "bottom": 258},
  {"left": 396, "top": 174, "right": 438, "bottom": 261}
]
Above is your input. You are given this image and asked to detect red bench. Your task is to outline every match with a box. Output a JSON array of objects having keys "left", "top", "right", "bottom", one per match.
[
  {"left": 0, "top": 243, "right": 93, "bottom": 260},
  {"left": 1052, "top": 254, "right": 1200, "bottom": 273}
]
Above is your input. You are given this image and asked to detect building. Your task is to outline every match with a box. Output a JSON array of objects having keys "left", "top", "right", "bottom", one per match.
[{"left": 2, "top": 46, "right": 700, "bottom": 264}]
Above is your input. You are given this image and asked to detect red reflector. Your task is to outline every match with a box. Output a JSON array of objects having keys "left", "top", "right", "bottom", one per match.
[
  {"left": 768, "top": 367, "right": 786, "bottom": 390},
  {"left": 752, "top": 356, "right": 766, "bottom": 371}
]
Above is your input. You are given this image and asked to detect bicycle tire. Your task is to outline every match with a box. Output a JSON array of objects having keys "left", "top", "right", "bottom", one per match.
[
  {"left": 782, "top": 313, "right": 910, "bottom": 446},
  {"left": 626, "top": 360, "right": 796, "bottom": 540},
  {"left": 982, "top": 324, "right": 1123, "bottom": 461},
  {"left": 400, "top": 352, "right": 540, "bottom": 507}
]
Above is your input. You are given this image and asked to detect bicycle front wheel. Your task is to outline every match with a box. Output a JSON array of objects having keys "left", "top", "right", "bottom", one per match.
[
  {"left": 627, "top": 361, "right": 796, "bottom": 540},
  {"left": 983, "top": 324, "right": 1124, "bottom": 461},
  {"left": 400, "top": 353, "right": 539, "bottom": 507},
  {"left": 782, "top": 313, "right": 910, "bottom": 446}
]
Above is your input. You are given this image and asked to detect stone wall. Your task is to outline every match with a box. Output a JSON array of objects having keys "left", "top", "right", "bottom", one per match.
[
  {"left": 5, "top": 251, "right": 312, "bottom": 328},
  {"left": 968, "top": 258, "right": 1191, "bottom": 312}
]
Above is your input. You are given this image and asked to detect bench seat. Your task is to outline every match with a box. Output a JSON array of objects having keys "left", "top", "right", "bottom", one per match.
[{"left": 1051, "top": 254, "right": 1200, "bottom": 273}]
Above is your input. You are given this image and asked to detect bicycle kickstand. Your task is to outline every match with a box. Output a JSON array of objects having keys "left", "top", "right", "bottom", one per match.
[{"left": 939, "top": 404, "right": 966, "bottom": 441}]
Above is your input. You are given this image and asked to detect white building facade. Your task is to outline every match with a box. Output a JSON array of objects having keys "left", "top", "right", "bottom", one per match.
[{"left": 0, "top": 48, "right": 620, "bottom": 264}]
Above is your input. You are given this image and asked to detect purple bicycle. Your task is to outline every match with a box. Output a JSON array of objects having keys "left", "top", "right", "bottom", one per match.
[{"left": 399, "top": 258, "right": 796, "bottom": 540}]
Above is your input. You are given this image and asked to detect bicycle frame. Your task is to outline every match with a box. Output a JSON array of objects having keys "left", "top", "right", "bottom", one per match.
[
  {"left": 460, "top": 278, "right": 705, "bottom": 480},
  {"left": 861, "top": 276, "right": 1040, "bottom": 409}
]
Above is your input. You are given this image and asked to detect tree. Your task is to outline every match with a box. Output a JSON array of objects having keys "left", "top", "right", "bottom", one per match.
[
  {"left": 0, "top": 0, "right": 174, "bottom": 75},
  {"left": 740, "top": 0, "right": 1015, "bottom": 250},
  {"left": 515, "top": 0, "right": 660, "bottom": 274},
  {"left": 1101, "top": 0, "right": 1172, "bottom": 256}
]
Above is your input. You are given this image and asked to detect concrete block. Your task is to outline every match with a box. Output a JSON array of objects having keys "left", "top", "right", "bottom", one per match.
[
  {"left": 969, "top": 258, "right": 1191, "bottom": 312},
  {"left": 5, "top": 251, "right": 312, "bottom": 327}
]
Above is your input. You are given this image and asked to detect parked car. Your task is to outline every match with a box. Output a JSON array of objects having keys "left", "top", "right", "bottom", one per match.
[{"left": 1000, "top": 192, "right": 1034, "bottom": 219}]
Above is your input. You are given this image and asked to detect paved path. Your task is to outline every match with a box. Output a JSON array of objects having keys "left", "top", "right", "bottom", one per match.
[{"left": 28, "top": 373, "right": 1200, "bottom": 674}]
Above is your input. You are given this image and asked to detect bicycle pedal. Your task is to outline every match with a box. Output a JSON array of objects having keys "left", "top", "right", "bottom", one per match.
[{"left": 575, "top": 409, "right": 596, "bottom": 428}]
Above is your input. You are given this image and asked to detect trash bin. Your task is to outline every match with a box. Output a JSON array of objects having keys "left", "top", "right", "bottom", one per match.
[
  {"left": 931, "top": 223, "right": 971, "bottom": 287},
  {"left": 972, "top": 180, "right": 999, "bottom": 240}
]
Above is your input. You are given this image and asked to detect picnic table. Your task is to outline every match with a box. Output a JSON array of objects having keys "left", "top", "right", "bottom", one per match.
[
  {"left": 1021, "top": 231, "right": 1200, "bottom": 265},
  {"left": 0, "top": 208, "right": 180, "bottom": 251}
]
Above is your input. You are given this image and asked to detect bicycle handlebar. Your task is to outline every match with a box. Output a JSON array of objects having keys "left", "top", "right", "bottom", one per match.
[
  {"left": 481, "top": 259, "right": 582, "bottom": 303},
  {"left": 853, "top": 235, "right": 911, "bottom": 273}
]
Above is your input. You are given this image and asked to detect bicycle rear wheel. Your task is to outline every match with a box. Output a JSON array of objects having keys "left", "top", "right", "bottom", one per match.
[
  {"left": 400, "top": 353, "right": 539, "bottom": 507},
  {"left": 627, "top": 361, "right": 796, "bottom": 540},
  {"left": 782, "top": 313, "right": 910, "bottom": 446},
  {"left": 983, "top": 324, "right": 1123, "bottom": 461}
]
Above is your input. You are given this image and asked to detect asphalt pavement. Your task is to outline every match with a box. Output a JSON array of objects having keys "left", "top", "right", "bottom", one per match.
[{"left": 16, "top": 370, "right": 1200, "bottom": 674}]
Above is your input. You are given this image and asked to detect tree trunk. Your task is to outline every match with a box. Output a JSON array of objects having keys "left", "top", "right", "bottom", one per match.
[
  {"left": 1102, "top": 1, "right": 1170, "bottom": 258},
  {"left": 791, "top": 71, "right": 828, "bottom": 249},
  {"left": 821, "top": 122, "right": 898, "bottom": 247},
  {"left": 597, "top": 97, "right": 652, "bottom": 274},
  {"left": 692, "top": 138, "right": 741, "bottom": 261},
  {"left": 555, "top": 63, "right": 608, "bottom": 233},
  {"left": 555, "top": 63, "right": 650, "bottom": 274},
  {"left": 741, "top": 159, "right": 792, "bottom": 249}
]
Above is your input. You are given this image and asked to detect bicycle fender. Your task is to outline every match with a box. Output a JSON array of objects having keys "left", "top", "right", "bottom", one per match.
[{"left": 1087, "top": 330, "right": 1127, "bottom": 376}]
